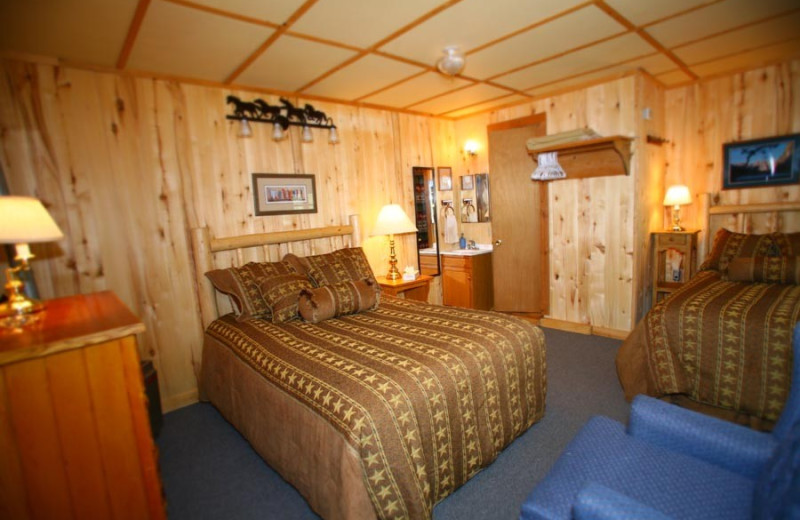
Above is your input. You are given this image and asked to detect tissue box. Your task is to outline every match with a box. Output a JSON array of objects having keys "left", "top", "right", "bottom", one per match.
[{"left": 402, "top": 272, "right": 418, "bottom": 281}]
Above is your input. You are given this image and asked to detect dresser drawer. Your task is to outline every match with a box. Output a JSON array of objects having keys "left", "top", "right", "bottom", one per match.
[
  {"left": 659, "top": 233, "right": 689, "bottom": 246},
  {"left": 442, "top": 255, "right": 470, "bottom": 271}
]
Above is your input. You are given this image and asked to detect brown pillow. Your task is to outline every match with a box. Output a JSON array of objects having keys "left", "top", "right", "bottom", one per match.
[
  {"left": 297, "top": 279, "right": 379, "bottom": 323},
  {"left": 698, "top": 229, "right": 780, "bottom": 273},
  {"left": 258, "top": 274, "right": 314, "bottom": 323},
  {"left": 205, "top": 261, "right": 299, "bottom": 321},
  {"left": 284, "top": 248, "right": 378, "bottom": 289},
  {"left": 726, "top": 256, "right": 800, "bottom": 284},
  {"left": 770, "top": 232, "right": 800, "bottom": 257}
]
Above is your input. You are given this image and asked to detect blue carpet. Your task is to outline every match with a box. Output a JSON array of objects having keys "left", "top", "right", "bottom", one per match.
[{"left": 158, "top": 327, "right": 629, "bottom": 519}]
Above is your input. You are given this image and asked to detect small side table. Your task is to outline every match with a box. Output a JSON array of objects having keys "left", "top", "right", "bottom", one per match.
[
  {"left": 652, "top": 230, "right": 699, "bottom": 303},
  {"left": 377, "top": 274, "right": 433, "bottom": 302}
]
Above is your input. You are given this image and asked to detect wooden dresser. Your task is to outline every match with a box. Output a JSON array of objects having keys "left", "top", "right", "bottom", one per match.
[
  {"left": 442, "top": 253, "right": 494, "bottom": 310},
  {"left": 0, "top": 291, "right": 165, "bottom": 520}
]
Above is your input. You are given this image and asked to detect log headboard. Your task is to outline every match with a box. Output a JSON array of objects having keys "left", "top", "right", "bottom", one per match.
[{"left": 190, "top": 215, "right": 361, "bottom": 328}]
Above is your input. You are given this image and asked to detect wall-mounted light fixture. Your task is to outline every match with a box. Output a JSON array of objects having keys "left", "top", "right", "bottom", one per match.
[
  {"left": 531, "top": 152, "right": 566, "bottom": 180},
  {"left": 464, "top": 140, "right": 479, "bottom": 157},
  {"left": 225, "top": 95, "right": 338, "bottom": 144}
]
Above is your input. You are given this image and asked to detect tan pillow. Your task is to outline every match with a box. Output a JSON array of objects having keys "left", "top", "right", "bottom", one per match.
[
  {"left": 205, "top": 261, "right": 298, "bottom": 321},
  {"left": 258, "top": 273, "right": 314, "bottom": 323},
  {"left": 726, "top": 256, "right": 800, "bottom": 284},
  {"left": 699, "top": 229, "right": 780, "bottom": 273},
  {"left": 297, "top": 279, "right": 379, "bottom": 323},
  {"left": 284, "top": 248, "right": 378, "bottom": 289}
]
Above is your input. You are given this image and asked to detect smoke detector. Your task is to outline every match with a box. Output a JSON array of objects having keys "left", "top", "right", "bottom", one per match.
[{"left": 437, "top": 46, "right": 465, "bottom": 76}]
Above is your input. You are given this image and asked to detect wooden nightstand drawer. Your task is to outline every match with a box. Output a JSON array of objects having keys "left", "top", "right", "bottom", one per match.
[{"left": 660, "top": 233, "right": 688, "bottom": 246}]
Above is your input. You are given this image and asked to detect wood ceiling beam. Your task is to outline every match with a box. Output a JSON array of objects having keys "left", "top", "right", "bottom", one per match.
[
  {"left": 116, "top": 0, "right": 151, "bottom": 69},
  {"left": 163, "top": 0, "right": 280, "bottom": 29}
]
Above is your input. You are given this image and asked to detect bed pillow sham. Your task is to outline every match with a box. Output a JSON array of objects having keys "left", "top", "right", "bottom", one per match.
[
  {"left": 699, "top": 229, "right": 781, "bottom": 273},
  {"left": 284, "top": 247, "right": 379, "bottom": 290},
  {"left": 205, "top": 260, "right": 300, "bottom": 321},
  {"left": 726, "top": 256, "right": 800, "bottom": 284},
  {"left": 297, "top": 278, "right": 379, "bottom": 323},
  {"left": 258, "top": 273, "right": 315, "bottom": 323}
]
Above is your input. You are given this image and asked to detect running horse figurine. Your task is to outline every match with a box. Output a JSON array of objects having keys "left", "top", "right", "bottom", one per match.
[{"left": 226, "top": 95, "right": 260, "bottom": 119}]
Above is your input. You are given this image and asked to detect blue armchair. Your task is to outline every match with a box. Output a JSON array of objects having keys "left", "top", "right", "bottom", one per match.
[{"left": 520, "top": 323, "right": 800, "bottom": 520}]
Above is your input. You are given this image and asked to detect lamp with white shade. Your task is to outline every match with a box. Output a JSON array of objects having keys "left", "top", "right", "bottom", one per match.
[
  {"left": 663, "top": 185, "right": 692, "bottom": 231},
  {"left": 0, "top": 196, "right": 64, "bottom": 322},
  {"left": 370, "top": 204, "right": 418, "bottom": 281}
]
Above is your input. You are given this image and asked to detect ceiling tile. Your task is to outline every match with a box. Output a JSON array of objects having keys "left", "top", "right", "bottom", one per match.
[
  {"left": 445, "top": 94, "right": 530, "bottom": 118},
  {"left": 291, "top": 0, "right": 440, "bottom": 49},
  {"left": 603, "top": 0, "right": 714, "bottom": 26},
  {"left": 655, "top": 69, "right": 695, "bottom": 86},
  {"left": 237, "top": 35, "right": 357, "bottom": 92},
  {"left": 674, "top": 12, "right": 800, "bottom": 65},
  {"left": 127, "top": 1, "right": 272, "bottom": 81},
  {"left": 465, "top": 5, "right": 626, "bottom": 80},
  {"left": 380, "top": 0, "right": 585, "bottom": 66},
  {"left": 361, "top": 72, "right": 472, "bottom": 108},
  {"left": 689, "top": 39, "right": 800, "bottom": 77},
  {"left": 407, "top": 83, "right": 511, "bottom": 115},
  {"left": 187, "top": 0, "right": 306, "bottom": 25},
  {"left": 646, "top": 0, "right": 799, "bottom": 48},
  {"left": 495, "top": 33, "right": 656, "bottom": 91},
  {"left": 303, "top": 54, "right": 423, "bottom": 100},
  {"left": 0, "top": 0, "right": 139, "bottom": 66}
]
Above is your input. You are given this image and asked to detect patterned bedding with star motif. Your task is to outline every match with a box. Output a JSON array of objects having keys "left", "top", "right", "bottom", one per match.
[
  {"left": 617, "top": 269, "right": 800, "bottom": 429},
  {"left": 203, "top": 295, "right": 546, "bottom": 520}
]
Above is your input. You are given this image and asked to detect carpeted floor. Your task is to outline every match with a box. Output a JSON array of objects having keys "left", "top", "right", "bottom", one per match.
[{"left": 157, "top": 327, "right": 629, "bottom": 520}]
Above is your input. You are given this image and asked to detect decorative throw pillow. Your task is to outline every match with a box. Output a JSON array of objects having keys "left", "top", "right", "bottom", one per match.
[
  {"left": 699, "top": 229, "right": 779, "bottom": 273},
  {"left": 726, "top": 256, "right": 800, "bottom": 284},
  {"left": 770, "top": 232, "right": 800, "bottom": 257},
  {"left": 297, "top": 279, "right": 379, "bottom": 323},
  {"left": 284, "top": 248, "right": 378, "bottom": 289},
  {"left": 258, "top": 273, "right": 314, "bottom": 323},
  {"left": 205, "top": 261, "right": 298, "bottom": 321}
]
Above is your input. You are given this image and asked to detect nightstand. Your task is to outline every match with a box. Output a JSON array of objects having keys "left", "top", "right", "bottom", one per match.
[
  {"left": 0, "top": 291, "right": 165, "bottom": 519},
  {"left": 652, "top": 230, "right": 699, "bottom": 303},
  {"left": 377, "top": 274, "right": 433, "bottom": 302}
]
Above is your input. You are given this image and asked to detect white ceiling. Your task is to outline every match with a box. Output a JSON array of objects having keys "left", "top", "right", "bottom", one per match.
[{"left": 1, "top": 0, "right": 798, "bottom": 119}]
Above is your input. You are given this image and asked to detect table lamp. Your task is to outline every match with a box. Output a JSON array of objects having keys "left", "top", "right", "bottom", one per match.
[
  {"left": 663, "top": 185, "right": 692, "bottom": 231},
  {"left": 370, "top": 204, "right": 417, "bottom": 281},
  {"left": 0, "top": 196, "right": 64, "bottom": 322}
]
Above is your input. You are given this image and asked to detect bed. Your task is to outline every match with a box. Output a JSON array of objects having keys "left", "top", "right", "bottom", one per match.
[
  {"left": 617, "top": 199, "right": 800, "bottom": 430},
  {"left": 190, "top": 216, "right": 547, "bottom": 520}
]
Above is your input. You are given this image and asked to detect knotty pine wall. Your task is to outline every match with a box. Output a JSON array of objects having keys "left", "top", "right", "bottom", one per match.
[
  {"left": 664, "top": 58, "right": 800, "bottom": 258},
  {"left": 0, "top": 58, "right": 456, "bottom": 410}
]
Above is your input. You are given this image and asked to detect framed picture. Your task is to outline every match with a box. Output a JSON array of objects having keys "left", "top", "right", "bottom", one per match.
[
  {"left": 438, "top": 167, "right": 452, "bottom": 191},
  {"left": 723, "top": 133, "right": 800, "bottom": 189},
  {"left": 475, "top": 173, "right": 490, "bottom": 222},
  {"left": 252, "top": 173, "right": 317, "bottom": 216},
  {"left": 461, "top": 175, "right": 474, "bottom": 190}
]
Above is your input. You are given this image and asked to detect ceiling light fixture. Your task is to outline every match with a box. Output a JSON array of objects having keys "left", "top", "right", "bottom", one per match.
[{"left": 437, "top": 46, "right": 465, "bottom": 76}]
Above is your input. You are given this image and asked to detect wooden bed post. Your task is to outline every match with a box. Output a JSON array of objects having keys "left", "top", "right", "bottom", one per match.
[
  {"left": 349, "top": 214, "right": 361, "bottom": 247},
  {"left": 191, "top": 226, "right": 218, "bottom": 330}
]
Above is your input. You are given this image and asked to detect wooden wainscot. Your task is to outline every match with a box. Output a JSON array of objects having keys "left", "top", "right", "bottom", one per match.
[{"left": 528, "top": 135, "right": 633, "bottom": 180}]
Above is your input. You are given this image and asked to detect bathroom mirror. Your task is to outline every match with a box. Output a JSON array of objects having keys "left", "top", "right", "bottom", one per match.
[{"left": 412, "top": 167, "right": 440, "bottom": 276}]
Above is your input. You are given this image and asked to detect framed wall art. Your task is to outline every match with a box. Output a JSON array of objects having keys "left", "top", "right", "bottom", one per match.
[
  {"left": 723, "top": 133, "right": 800, "bottom": 189},
  {"left": 252, "top": 173, "right": 317, "bottom": 216},
  {"left": 438, "top": 167, "right": 452, "bottom": 191},
  {"left": 461, "top": 174, "right": 474, "bottom": 190}
]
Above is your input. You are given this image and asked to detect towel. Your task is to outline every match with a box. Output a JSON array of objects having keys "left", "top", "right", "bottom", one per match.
[{"left": 444, "top": 213, "right": 458, "bottom": 244}]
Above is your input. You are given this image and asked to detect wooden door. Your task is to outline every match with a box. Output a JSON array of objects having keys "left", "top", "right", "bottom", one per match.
[{"left": 487, "top": 114, "right": 549, "bottom": 315}]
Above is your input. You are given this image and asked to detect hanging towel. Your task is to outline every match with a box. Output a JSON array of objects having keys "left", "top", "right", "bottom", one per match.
[{"left": 444, "top": 212, "right": 459, "bottom": 244}]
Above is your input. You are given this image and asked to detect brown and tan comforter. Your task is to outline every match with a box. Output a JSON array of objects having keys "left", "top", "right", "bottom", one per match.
[
  {"left": 617, "top": 270, "right": 800, "bottom": 429},
  {"left": 202, "top": 296, "right": 546, "bottom": 520}
]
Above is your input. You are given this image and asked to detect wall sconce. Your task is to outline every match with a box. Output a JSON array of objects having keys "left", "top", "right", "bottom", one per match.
[
  {"left": 663, "top": 185, "right": 692, "bottom": 231},
  {"left": 531, "top": 152, "right": 566, "bottom": 180},
  {"left": 226, "top": 95, "right": 338, "bottom": 144},
  {"left": 464, "top": 140, "right": 479, "bottom": 157}
]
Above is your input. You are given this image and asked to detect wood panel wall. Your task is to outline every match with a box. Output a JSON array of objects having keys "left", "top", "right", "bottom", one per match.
[{"left": 0, "top": 58, "right": 455, "bottom": 410}]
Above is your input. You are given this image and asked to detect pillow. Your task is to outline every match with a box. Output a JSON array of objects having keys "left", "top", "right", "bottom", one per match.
[
  {"left": 726, "top": 256, "right": 800, "bottom": 284},
  {"left": 698, "top": 229, "right": 780, "bottom": 273},
  {"left": 284, "top": 247, "right": 378, "bottom": 289},
  {"left": 297, "top": 279, "right": 379, "bottom": 323},
  {"left": 258, "top": 273, "right": 314, "bottom": 323},
  {"left": 771, "top": 232, "right": 800, "bottom": 257},
  {"left": 205, "top": 261, "right": 299, "bottom": 321}
]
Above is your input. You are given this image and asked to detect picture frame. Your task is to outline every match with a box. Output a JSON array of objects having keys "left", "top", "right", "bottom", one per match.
[
  {"left": 475, "top": 173, "right": 490, "bottom": 222},
  {"left": 438, "top": 167, "right": 452, "bottom": 191},
  {"left": 723, "top": 133, "right": 800, "bottom": 189},
  {"left": 461, "top": 174, "right": 474, "bottom": 191},
  {"left": 252, "top": 173, "right": 317, "bottom": 216}
]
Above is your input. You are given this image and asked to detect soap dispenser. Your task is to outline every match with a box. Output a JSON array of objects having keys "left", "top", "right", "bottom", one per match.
[{"left": 459, "top": 233, "right": 466, "bottom": 249}]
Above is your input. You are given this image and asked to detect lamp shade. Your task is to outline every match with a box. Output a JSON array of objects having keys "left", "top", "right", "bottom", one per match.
[
  {"left": 370, "top": 204, "right": 417, "bottom": 236},
  {"left": 0, "top": 196, "right": 64, "bottom": 243},
  {"left": 663, "top": 185, "right": 692, "bottom": 207}
]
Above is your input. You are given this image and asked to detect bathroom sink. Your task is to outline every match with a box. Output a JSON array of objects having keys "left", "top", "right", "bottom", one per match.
[{"left": 440, "top": 247, "right": 492, "bottom": 256}]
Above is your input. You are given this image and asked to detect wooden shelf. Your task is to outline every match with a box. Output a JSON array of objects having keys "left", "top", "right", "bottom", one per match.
[{"left": 528, "top": 135, "right": 633, "bottom": 180}]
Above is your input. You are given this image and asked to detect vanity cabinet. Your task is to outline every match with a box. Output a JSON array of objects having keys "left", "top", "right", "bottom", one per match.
[{"left": 442, "top": 253, "right": 494, "bottom": 310}]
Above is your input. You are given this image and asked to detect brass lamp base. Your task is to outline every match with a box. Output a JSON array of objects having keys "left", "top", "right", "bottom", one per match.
[
  {"left": 1, "top": 269, "right": 44, "bottom": 327},
  {"left": 385, "top": 234, "right": 402, "bottom": 281},
  {"left": 671, "top": 205, "right": 684, "bottom": 232}
]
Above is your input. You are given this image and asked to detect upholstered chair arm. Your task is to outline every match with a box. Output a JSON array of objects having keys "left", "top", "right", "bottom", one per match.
[
  {"left": 627, "top": 395, "right": 775, "bottom": 480},
  {"left": 573, "top": 483, "right": 672, "bottom": 520}
]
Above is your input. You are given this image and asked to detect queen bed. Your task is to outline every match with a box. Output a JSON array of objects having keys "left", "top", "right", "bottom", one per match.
[{"left": 191, "top": 216, "right": 547, "bottom": 520}]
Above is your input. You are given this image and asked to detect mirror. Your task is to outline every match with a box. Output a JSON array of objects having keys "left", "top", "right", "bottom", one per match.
[
  {"left": 412, "top": 167, "right": 440, "bottom": 276},
  {"left": 475, "top": 173, "right": 490, "bottom": 222}
]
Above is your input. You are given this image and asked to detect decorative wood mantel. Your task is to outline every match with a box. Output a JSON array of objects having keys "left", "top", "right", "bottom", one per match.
[{"left": 528, "top": 135, "right": 633, "bottom": 179}]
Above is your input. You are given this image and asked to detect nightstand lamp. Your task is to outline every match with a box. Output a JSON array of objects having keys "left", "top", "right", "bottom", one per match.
[
  {"left": 663, "top": 185, "right": 692, "bottom": 231},
  {"left": 370, "top": 204, "right": 417, "bottom": 281},
  {"left": 0, "top": 196, "right": 64, "bottom": 323}
]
